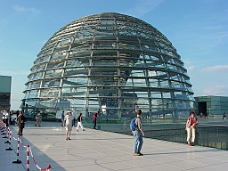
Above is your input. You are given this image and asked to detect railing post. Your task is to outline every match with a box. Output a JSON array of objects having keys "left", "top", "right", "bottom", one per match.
[{"left": 12, "top": 136, "right": 22, "bottom": 164}]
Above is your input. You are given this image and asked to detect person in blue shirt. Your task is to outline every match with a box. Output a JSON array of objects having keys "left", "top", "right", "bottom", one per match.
[{"left": 133, "top": 110, "right": 145, "bottom": 156}]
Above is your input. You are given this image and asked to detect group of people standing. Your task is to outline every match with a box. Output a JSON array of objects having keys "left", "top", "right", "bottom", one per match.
[{"left": 1, "top": 110, "right": 26, "bottom": 136}]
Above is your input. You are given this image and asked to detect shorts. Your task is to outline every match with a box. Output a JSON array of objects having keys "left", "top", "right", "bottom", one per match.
[{"left": 66, "top": 125, "right": 72, "bottom": 131}]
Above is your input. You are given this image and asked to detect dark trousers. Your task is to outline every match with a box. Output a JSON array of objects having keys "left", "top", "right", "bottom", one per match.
[
  {"left": 3, "top": 118, "right": 9, "bottom": 127},
  {"left": 93, "top": 120, "right": 97, "bottom": 129},
  {"left": 18, "top": 123, "right": 24, "bottom": 135},
  {"left": 18, "top": 127, "right": 24, "bottom": 135}
]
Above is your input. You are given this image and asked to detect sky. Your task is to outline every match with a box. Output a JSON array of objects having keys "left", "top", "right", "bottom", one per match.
[{"left": 0, "top": 0, "right": 227, "bottom": 110}]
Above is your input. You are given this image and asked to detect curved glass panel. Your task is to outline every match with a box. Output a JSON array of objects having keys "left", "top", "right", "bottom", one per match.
[{"left": 22, "top": 12, "right": 195, "bottom": 117}]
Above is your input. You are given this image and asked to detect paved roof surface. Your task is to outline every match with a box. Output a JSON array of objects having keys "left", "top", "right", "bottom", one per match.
[{"left": 1, "top": 121, "right": 228, "bottom": 171}]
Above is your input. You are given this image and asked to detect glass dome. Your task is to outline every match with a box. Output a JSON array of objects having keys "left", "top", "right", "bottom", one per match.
[{"left": 22, "top": 12, "right": 194, "bottom": 118}]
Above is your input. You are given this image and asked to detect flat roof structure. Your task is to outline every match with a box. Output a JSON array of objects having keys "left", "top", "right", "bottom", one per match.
[
  {"left": 194, "top": 96, "right": 228, "bottom": 116},
  {"left": 0, "top": 75, "right": 12, "bottom": 111},
  {"left": 1, "top": 121, "right": 228, "bottom": 171}
]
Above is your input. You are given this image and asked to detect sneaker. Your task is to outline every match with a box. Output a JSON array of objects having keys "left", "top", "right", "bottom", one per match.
[
  {"left": 76, "top": 130, "right": 79, "bottom": 132},
  {"left": 83, "top": 129, "right": 85, "bottom": 131},
  {"left": 138, "top": 152, "right": 143, "bottom": 156},
  {"left": 68, "top": 138, "right": 71, "bottom": 140},
  {"left": 133, "top": 153, "right": 140, "bottom": 156},
  {"left": 66, "top": 138, "right": 68, "bottom": 140}
]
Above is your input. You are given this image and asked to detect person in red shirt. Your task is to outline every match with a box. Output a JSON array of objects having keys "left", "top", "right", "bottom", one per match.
[
  {"left": 185, "top": 111, "right": 198, "bottom": 146},
  {"left": 92, "top": 112, "right": 98, "bottom": 129}
]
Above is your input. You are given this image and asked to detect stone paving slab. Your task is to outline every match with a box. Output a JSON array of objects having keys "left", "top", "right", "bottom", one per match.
[{"left": 1, "top": 121, "right": 228, "bottom": 171}]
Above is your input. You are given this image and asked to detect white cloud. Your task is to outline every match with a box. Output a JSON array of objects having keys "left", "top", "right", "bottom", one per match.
[
  {"left": 203, "top": 65, "right": 228, "bottom": 72},
  {"left": 203, "top": 85, "right": 228, "bottom": 96},
  {"left": 125, "top": 0, "right": 164, "bottom": 17},
  {"left": 187, "top": 66, "right": 195, "bottom": 71},
  {"left": 12, "top": 5, "right": 40, "bottom": 15}
]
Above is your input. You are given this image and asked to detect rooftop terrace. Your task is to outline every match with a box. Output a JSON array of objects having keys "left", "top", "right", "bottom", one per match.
[{"left": 1, "top": 121, "right": 228, "bottom": 171}]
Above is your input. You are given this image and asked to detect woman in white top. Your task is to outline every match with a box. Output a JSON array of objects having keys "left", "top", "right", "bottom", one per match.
[{"left": 76, "top": 113, "right": 85, "bottom": 132}]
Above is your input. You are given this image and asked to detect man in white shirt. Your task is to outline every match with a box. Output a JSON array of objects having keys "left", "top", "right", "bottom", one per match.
[
  {"left": 63, "top": 111, "right": 74, "bottom": 140},
  {"left": 1, "top": 109, "right": 9, "bottom": 126},
  {"left": 35, "top": 111, "right": 41, "bottom": 127},
  {"left": 1, "top": 110, "right": 5, "bottom": 121}
]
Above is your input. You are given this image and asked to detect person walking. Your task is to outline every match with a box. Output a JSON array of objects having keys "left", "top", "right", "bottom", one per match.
[
  {"left": 61, "top": 111, "right": 65, "bottom": 126},
  {"left": 17, "top": 111, "right": 25, "bottom": 136},
  {"left": 185, "top": 111, "right": 198, "bottom": 146},
  {"left": 133, "top": 109, "right": 145, "bottom": 156},
  {"left": 92, "top": 112, "right": 98, "bottom": 129},
  {"left": 223, "top": 112, "right": 226, "bottom": 120},
  {"left": 35, "top": 111, "right": 41, "bottom": 127},
  {"left": 76, "top": 113, "right": 85, "bottom": 132},
  {"left": 63, "top": 111, "right": 74, "bottom": 140}
]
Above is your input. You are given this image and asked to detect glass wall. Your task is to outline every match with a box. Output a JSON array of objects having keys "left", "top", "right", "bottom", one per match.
[{"left": 22, "top": 12, "right": 195, "bottom": 119}]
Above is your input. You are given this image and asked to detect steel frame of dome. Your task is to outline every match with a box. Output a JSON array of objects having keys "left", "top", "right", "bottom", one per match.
[{"left": 22, "top": 12, "right": 195, "bottom": 118}]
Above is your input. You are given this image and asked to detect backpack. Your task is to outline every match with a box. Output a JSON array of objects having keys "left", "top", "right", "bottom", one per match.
[{"left": 130, "top": 118, "right": 137, "bottom": 131}]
